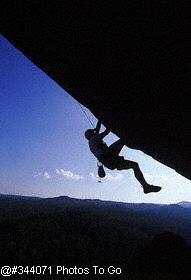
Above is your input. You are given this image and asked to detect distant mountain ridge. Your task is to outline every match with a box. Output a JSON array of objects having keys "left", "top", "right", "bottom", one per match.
[
  {"left": 1, "top": 193, "right": 191, "bottom": 210},
  {"left": 0, "top": 193, "right": 41, "bottom": 200},
  {"left": 178, "top": 201, "right": 191, "bottom": 208},
  {"left": 0, "top": 193, "right": 165, "bottom": 211}
]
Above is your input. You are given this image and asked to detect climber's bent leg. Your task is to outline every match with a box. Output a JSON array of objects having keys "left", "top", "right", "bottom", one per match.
[
  {"left": 116, "top": 159, "right": 162, "bottom": 193},
  {"left": 117, "top": 160, "right": 147, "bottom": 187}
]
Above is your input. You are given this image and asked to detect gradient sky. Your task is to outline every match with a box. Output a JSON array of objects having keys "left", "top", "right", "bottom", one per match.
[{"left": 1, "top": 35, "right": 191, "bottom": 204}]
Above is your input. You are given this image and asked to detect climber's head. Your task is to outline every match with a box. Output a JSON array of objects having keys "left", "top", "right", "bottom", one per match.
[{"left": 85, "top": 129, "right": 95, "bottom": 140}]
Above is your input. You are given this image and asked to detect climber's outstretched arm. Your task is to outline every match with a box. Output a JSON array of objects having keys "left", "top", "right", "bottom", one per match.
[
  {"left": 93, "top": 119, "right": 110, "bottom": 138},
  {"left": 99, "top": 128, "right": 110, "bottom": 139},
  {"left": 94, "top": 119, "right": 102, "bottom": 133}
]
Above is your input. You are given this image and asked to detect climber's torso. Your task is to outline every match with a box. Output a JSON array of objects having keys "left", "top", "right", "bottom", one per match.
[{"left": 89, "top": 134, "right": 108, "bottom": 161}]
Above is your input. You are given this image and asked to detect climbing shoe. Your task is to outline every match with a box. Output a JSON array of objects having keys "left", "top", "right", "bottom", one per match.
[{"left": 143, "top": 184, "right": 162, "bottom": 194}]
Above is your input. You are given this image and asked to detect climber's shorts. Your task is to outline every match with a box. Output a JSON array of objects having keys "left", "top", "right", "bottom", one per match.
[{"left": 101, "top": 152, "right": 125, "bottom": 170}]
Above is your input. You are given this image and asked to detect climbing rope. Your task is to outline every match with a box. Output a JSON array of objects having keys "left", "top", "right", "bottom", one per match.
[{"left": 77, "top": 102, "right": 94, "bottom": 128}]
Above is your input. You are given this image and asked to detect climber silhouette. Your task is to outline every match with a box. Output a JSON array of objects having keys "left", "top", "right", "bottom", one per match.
[{"left": 85, "top": 120, "right": 162, "bottom": 194}]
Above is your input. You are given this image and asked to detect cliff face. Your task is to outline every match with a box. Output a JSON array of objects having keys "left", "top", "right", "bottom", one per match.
[{"left": 1, "top": 2, "right": 191, "bottom": 180}]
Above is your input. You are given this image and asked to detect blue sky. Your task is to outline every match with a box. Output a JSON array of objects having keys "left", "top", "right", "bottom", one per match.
[{"left": 1, "top": 35, "right": 191, "bottom": 204}]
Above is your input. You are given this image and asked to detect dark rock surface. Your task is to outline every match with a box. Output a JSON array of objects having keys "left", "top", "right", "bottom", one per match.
[{"left": 1, "top": 1, "right": 191, "bottom": 180}]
